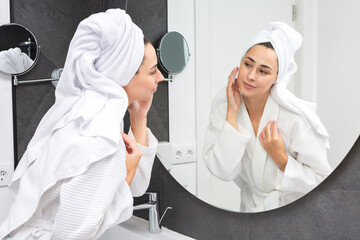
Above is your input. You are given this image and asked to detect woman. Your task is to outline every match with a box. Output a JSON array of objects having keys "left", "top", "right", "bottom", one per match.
[
  {"left": 0, "top": 9, "right": 163, "bottom": 239},
  {"left": 203, "top": 22, "right": 332, "bottom": 212}
]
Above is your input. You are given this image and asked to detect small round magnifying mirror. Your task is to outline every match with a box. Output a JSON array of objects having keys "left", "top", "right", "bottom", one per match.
[
  {"left": 157, "top": 31, "right": 190, "bottom": 81},
  {"left": 0, "top": 23, "right": 40, "bottom": 76}
]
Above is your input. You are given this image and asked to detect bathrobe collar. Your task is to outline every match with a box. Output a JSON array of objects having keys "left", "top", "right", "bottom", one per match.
[{"left": 238, "top": 94, "right": 280, "bottom": 190}]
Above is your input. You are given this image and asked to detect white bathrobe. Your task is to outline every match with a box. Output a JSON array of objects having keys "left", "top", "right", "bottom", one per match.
[
  {"left": 3, "top": 125, "right": 157, "bottom": 240},
  {"left": 203, "top": 94, "right": 332, "bottom": 212},
  {"left": 0, "top": 8, "right": 155, "bottom": 240}
]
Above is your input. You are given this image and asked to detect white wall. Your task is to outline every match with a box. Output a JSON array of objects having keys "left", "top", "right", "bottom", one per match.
[
  {"left": 294, "top": 0, "right": 318, "bottom": 102},
  {"left": 167, "top": 0, "right": 197, "bottom": 195},
  {"left": 317, "top": 0, "right": 360, "bottom": 169},
  {"left": 0, "top": 0, "right": 15, "bottom": 224}
]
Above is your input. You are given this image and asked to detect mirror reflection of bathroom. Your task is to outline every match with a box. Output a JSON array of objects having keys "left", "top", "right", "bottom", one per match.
[
  {"left": 0, "top": 23, "right": 39, "bottom": 75},
  {"left": 160, "top": 0, "right": 360, "bottom": 213}
]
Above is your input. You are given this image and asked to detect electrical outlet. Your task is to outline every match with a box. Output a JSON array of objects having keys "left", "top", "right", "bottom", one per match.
[
  {"left": 0, "top": 162, "right": 13, "bottom": 186},
  {"left": 172, "top": 144, "right": 196, "bottom": 164}
]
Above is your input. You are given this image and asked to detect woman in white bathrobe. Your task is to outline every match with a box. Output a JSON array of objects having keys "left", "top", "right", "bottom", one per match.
[
  {"left": 203, "top": 22, "right": 332, "bottom": 213},
  {"left": 0, "top": 9, "right": 163, "bottom": 240}
]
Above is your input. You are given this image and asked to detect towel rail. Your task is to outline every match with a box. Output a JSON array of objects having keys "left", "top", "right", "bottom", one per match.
[
  {"left": 13, "top": 68, "right": 172, "bottom": 86},
  {"left": 13, "top": 68, "right": 63, "bottom": 86},
  {"left": 13, "top": 76, "right": 59, "bottom": 85}
]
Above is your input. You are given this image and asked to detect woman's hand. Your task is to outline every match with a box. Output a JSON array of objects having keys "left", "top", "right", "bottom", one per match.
[
  {"left": 122, "top": 132, "right": 142, "bottom": 185},
  {"left": 127, "top": 94, "right": 153, "bottom": 119},
  {"left": 127, "top": 95, "right": 153, "bottom": 146},
  {"left": 259, "top": 121, "right": 288, "bottom": 171},
  {"left": 226, "top": 66, "right": 241, "bottom": 129}
]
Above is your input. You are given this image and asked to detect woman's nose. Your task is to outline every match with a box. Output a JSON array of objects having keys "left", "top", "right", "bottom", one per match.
[
  {"left": 156, "top": 68, "right": 164, "bottom": 83},
  {"left": 247, "top": 68, "right": 257, "bottom": 81}
]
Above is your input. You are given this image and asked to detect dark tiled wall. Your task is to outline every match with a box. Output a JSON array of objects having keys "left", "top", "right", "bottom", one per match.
[{"left": 12, "top": 0, "right": 168, "bottom": 165}]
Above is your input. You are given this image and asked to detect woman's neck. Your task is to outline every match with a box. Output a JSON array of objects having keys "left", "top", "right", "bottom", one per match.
[{"left": 243, "top": 91, "right": 270, "bottom": 135}]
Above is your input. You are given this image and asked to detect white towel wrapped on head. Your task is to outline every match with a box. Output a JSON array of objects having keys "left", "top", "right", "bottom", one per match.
[{"left": 248, "top": 22, "right": 329, "bottom": 148}]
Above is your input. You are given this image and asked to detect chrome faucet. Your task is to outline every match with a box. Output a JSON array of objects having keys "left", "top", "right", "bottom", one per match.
[{"left": 133, "top": 192, "right": 161, "bottom": 234}]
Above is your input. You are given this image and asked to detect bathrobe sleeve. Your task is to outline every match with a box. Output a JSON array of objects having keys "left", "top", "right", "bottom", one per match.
[
  {"left": 128, "top": 127, "right": 158, "bottom": 197},
  {"left": 203, "top": 104, "right": 251, "bottom": 181},
  {"left": 53, "top": 148, "right": 134, "bottom": 240},
  {"left": 276, "top": 124, "right": 332, "bottom": 194}
]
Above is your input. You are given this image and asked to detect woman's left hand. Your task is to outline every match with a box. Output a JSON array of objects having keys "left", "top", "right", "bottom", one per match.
[{"left": 259, "top": 121, "right": 288, "bottom": 171}]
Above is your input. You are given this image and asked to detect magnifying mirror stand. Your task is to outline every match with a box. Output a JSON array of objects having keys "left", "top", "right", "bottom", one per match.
[
  {"left": 13, "top": 68, "right": 62, "bottom": 87},
  {"left": 164, "top": 74, "right": 173, "bottom": 82}
]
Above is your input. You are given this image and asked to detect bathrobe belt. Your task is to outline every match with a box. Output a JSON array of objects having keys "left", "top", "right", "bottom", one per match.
[
  {"left": 244, "top": 184, "right": 281, "bottom": 211},
  {"left": 24, "top": 218, "right": 53, "bottom": 239}
]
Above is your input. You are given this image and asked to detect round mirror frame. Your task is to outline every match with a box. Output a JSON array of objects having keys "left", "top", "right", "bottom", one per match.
[
  {"left": 0, "top": 23, "right": 40, "bottom": 76},
  {"left": 158, "top": 31, "right": 190, "bottom": 76}
]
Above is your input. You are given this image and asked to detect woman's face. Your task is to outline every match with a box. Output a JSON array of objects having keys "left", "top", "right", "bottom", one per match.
[
  {"left": 237, "top": 45, "right": 278, "bottom": 99},
  {"left": 125, "top": 43, "right": 164, "bottom": 102}
]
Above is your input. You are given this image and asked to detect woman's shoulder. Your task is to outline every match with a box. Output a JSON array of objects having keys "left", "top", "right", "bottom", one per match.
[
  {"left": 278, "top": 105, "right": 312, "bottom": 133},
  {"left": 209, "top": 102, "right": 228, "bottom": 126}
]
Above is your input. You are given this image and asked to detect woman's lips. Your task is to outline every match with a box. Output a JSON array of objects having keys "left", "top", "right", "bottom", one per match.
[{"left": 243, "top": 81, "right": 255, "bottom": 90}]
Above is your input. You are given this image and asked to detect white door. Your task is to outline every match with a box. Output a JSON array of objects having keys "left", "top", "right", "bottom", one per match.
[{"left": 195, "top": 0, "right": 297, "bottom": 211}]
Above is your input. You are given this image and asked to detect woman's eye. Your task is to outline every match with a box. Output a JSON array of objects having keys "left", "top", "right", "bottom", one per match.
[
  {"left": 259, "top": 70, "right": 268, "bottom": 75},
  {"left": 244, "top": 62, "right": 251, "bottom": 67}
]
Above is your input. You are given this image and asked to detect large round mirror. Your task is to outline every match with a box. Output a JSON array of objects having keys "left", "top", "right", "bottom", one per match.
[
  {"left": 157, "top": 31, "right": 190, "bottom": 78},
  {"left": 163, "top": 0, "right": 360, "bottom": 213},
  {"left": 0, "top": 23, "right": 40, "bottom": 75}
]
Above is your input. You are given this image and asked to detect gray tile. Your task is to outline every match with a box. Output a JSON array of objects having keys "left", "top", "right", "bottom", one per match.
[
  {"left": 249, "top": 190, "right": 360, "bottom": 240},
  {"left": 318, "top": 136, "right": 360, "bottom": 191},
  {"left": 126, "top": 0, "right": 167, "bottom": 44},
  {"left": 105, "top": 0, "right": 126, "bottom": 10}
]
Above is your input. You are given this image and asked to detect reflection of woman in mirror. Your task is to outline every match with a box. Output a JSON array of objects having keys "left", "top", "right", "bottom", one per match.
[
  {"left": 1, "top": 9, "right": 163, "bottom": 239},
  {"left": 203, "top": 22, "right": 332, "bottom": 212}
]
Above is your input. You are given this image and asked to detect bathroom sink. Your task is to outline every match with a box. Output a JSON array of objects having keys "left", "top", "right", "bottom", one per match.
[{"left": 98, "top": 215, "right": 195, "bottom": 240}]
